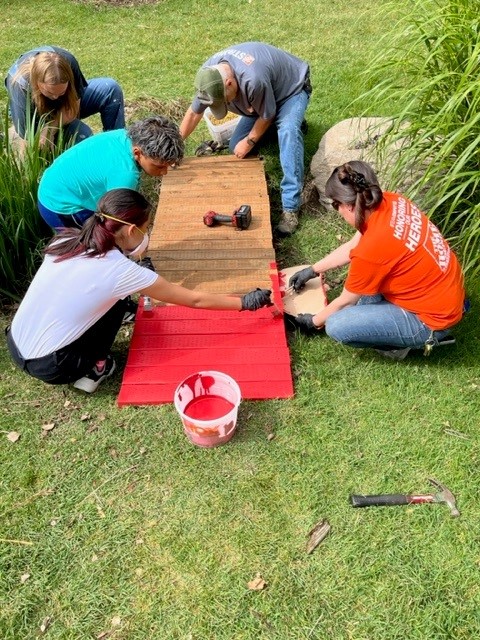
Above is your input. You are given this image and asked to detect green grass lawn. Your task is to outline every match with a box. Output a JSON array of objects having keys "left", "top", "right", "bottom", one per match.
[{"left": 1, "top": 1, "right": 480, "bottom": 638}]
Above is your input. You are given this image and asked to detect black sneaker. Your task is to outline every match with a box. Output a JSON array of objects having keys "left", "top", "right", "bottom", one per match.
[
  {"left": 73, "top": 355, "right": 116, "bottom": 393},
  {"left": 436, "top": 336, "right": 456, "bottom": 347},
  {"left": 375, "top": 347, "right": 411, "bottom": 361}
]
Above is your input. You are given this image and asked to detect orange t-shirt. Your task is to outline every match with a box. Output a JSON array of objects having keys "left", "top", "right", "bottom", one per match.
[{"left": 345, "top": 192, "right": 465, "bottom": 329}]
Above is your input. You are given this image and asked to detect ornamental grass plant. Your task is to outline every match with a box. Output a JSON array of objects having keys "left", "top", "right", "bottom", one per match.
[
  {"left": 0, "top": 107, "right": 67, "bottom": 302},
  {"left": 361, "top": 0, "right": 480, "bottom": 278}
]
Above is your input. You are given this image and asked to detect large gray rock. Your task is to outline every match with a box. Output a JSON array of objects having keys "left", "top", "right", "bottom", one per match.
[{"left": 310, "top": 117, "right": 390, "bottom": 209}]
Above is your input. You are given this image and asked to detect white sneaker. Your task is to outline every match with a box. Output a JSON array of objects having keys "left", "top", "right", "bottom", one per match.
[{"left": 73, "top": 355, "right": 116, "bottom": 393}]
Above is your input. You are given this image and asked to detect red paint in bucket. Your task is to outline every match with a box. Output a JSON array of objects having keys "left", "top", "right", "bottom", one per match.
[
  {"left": 184, "top": 395, "right": 235, "bottom": 421},
  {"left": 174, "top": 371, "right": 241, "bottom": 448}
]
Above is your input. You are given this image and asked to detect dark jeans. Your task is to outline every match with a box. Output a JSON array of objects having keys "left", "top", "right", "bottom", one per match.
[
  {"left": 6, "top": 299, "right": 126, "bottom": 385},
  {"left": 37, "top": 200, "right": 94, "bottom": 230}
]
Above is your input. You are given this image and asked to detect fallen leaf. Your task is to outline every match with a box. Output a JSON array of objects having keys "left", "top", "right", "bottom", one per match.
[
  {"left": 80, "top": 413, "right": 90, "bottom": 421},
  {"left": 64, "top": 400, "right": 71, "bottom": 408},
  {"left": 267, "top": 433, "right": 275, "bottom": 441},
  {"left": 96, "top": 632, "right": 110, "bottom": 640},
  {"left": 247, "top": 573, "right": 267, "bottom": 591},
  {"left": 42, "top": 423, "right": 55, "bottom": 432},
  {"left": 7, "top": 431, "right": 20, "bottom": 443},
  {"left": 39, "top": 616, "right": 52, "bottom": 633},
  {"left": 111, "top": 616, "right": 122, "bottom": 627},
  {"left": 306, "top": 519, "right": 331, "bottom": 554},
  {"left": 20, "top": 573, "right": 30, "bottom": 583}
]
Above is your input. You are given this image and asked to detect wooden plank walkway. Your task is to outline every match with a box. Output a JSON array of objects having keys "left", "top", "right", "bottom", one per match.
[
  {"left": 117, "top": 156, "right": 293, "bottom": 406},
  {"left": 148, "top": 155, "right": 275, "bottom": 293}
]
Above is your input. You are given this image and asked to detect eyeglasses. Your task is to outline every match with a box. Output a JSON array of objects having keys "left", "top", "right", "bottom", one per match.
[{"left": 331, "top": 200, "right": 340, "bottom": 211}]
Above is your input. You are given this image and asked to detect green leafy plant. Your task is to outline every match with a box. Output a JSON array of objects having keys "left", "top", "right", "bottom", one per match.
[
  {"left": 0, "top": 105, "right": 67, "bottom": 302},
  {"left": 362, "top": 0, "right": 480, "bottom": 278}
]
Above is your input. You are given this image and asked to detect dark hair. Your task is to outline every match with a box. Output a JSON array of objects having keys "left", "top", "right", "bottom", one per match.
[
  {"left": 128, "top": 115, "right": 184, "bottom": 163},
  {"left": 45, "top": 188, "right": 152, "bottom": 262},
  {"left": 325, "top": 161, "right": 383, "bottom": 230}
]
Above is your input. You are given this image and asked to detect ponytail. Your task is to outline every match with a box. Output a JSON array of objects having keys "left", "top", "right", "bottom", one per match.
[
  {"left": 45, "top": 189, "right": 152, "bottom": 262},
  {"left": 325, "top": 161, "right": 383, "bottom": 231}
]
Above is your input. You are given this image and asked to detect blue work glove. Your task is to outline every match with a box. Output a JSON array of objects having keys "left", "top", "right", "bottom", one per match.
[
  {"left": 289, "top": 266, "right": 318, "bottom": 293},
  {"left": 241, "top": 288, "right": 273, "bottom": 311}
]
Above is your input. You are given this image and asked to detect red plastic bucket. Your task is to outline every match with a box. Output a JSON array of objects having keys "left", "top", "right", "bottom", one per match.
[{"left": 174, "top": 371, "right": 241, "bottom": 448}]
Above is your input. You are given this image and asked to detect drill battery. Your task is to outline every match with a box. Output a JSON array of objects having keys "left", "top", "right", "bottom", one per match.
[{"left": 203, "top": 204, "right": 252, "bottom": 230}]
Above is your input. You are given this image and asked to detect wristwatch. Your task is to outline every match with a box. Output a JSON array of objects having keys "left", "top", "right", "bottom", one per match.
[{"left": 246, "top": 136, "right": 256, "bottom": 147}]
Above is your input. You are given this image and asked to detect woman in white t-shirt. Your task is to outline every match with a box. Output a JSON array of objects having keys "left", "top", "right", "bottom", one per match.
[{"left": 6, "top": 188, "right": 272, "bottom": 393}]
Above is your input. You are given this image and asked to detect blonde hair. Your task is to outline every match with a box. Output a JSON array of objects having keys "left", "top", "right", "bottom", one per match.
[{"left": 14, "top": 52, "right": 79, "bottom": 119}]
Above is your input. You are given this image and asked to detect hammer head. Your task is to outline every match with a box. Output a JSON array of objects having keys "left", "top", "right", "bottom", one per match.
[{"left": 429, "top": 478, "right": 460, "bottom": 517}]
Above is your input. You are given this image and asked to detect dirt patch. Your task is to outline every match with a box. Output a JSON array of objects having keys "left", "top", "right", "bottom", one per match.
[{"left": 125, "top": 97, "right": 190, "bottom": 125}]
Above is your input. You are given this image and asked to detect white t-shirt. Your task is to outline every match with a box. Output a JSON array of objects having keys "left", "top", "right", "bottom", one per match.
[{"left": 11, "top": 248, "right": 158, "bottom": 359}]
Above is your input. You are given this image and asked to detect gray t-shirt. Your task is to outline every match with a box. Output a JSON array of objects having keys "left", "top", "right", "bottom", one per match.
[{"left": 191, "top": 42, "right": 310, "bottom": 120}]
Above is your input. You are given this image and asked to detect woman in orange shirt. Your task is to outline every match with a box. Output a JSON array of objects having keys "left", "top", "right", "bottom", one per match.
[{"left": 290, "top": 161, "right": 465, "bottom": 360}]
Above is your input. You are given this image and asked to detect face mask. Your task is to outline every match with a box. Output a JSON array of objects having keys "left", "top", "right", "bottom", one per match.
[{"left": 126, "top": 231, "right": 149, "bottom": 258}]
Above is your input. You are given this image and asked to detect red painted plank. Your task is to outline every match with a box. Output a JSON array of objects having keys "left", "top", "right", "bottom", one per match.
[
  {"left": 117, "top": 379, "right": 294, "bottom": 406},
  {"left": 125, "top": 346, "right": 291, "bottom": 367},
  {"left": 121, "top": 363, "right": 293, "bottom": 384},
  {"left": 131, "top": 317, "right": 284, "bottom": 336},
  {"left": 129, "top": 332, "right": 286, "bottom": 350}
]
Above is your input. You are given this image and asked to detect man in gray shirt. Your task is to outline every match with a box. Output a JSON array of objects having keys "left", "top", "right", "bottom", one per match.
[{"left": 180, "top": 42, "right": 312, "bottom": 235}]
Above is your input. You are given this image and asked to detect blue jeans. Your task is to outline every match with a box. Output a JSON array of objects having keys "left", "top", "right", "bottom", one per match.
[
  {"left": 64, "top": 77, "right": 125, "bottom": 143},
  {"left": 38, "top": 200, "right": 94, "bottom": 230},
  {"left": 6, "top": 74, "right": 124, "bottom": 144},
  {"left": 229, "top": 89, "right": 310, "bottom": 212},
  {"left": 325, "top": 295, "right": 452, "bottom": 349}
]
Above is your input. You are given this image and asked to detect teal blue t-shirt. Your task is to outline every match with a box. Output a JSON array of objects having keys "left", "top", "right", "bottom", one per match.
[{"left": 38, "top": 129, "right": 140, "bottom": 214}]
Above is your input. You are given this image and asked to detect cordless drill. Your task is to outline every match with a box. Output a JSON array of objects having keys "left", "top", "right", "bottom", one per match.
[{"left": 203, "top": 204, "right": 252, "bottom": 230}]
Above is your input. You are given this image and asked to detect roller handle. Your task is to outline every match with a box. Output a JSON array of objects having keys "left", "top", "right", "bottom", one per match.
[
  {"left": 350, "top": 494, "right": 411, "bottom": 508},
  {"left": 213, "top": 214, "right": 234, "bottom": 224}
]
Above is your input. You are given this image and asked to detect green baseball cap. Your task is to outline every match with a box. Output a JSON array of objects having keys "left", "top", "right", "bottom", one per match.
[{"left": 194, "top": 66, "right": 228, "bottom": 120}]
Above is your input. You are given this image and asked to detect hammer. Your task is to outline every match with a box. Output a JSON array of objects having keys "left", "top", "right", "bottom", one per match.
[
  {"left": 350, "top": 478, "right": 459, "bottom": 517},
  {"left": 203, "top": 204, "right": 252, "bottom": 230}
]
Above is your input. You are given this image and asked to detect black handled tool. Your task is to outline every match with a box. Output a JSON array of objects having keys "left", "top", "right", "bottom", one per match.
[{"left": 350, "top": 478, "right": 459, "bottom": 517}]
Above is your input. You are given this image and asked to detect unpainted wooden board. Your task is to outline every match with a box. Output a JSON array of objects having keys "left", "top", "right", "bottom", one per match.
[{"left": 152, "top": 156, "right": 275, "bottom": 290}]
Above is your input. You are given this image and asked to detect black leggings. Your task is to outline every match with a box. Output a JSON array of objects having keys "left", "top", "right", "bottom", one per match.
[{"left": 6, "top": 299, "right": 127, "bottom": 385}]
